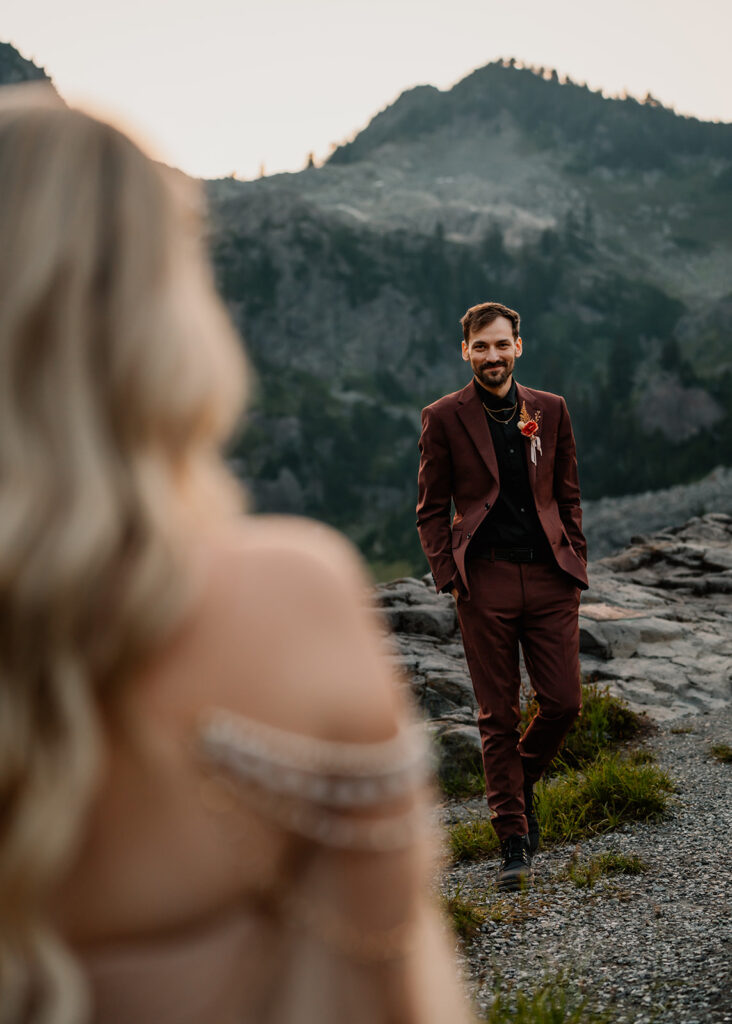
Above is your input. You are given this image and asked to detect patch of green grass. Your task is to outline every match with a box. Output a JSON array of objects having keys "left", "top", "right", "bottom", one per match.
[
  {"left": 670, "top": 724, "right": 695, "bottom": 734},
  {"left": 443, "top": 684, "right": 649, "bottom": 799},
  {"left": 484, "top": 973, "right": 610, "bottom": 1024},
  {"left": 710, "top": 742, "right": 732, "bottom": 763},
  {"left": 434, "top": 717, "right": 485, "bottom": 798},
  {"left": 448, "top": 817, "right": 499, "bottom": 862},
  {"left": 627, "top": 747, "right": 656, "bottom": 765},
  {"left": 442, "top": 886, "right": 487, "bottom": 942},
  {"left": 439, "top": 764, "right": 485, "bottom": 798},
  {"left": 448, "top": 752, "right": 673, "bottom": 862},
  {"left": 525, "top": 683, "right": 651, "bottom": 772},
  {"left": 536, "top": 753, "right": 673, "bottom": 846},
  {"left": 563, "top": 849, "right": 649, "bottom": 888}
]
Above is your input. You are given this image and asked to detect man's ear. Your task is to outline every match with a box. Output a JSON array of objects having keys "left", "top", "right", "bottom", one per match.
[
  {"left": 515, "top": 336, "right": 523, "bottom": 358},
  {"left": 461, "top": 340, "right": 469, "bottom": 362}
]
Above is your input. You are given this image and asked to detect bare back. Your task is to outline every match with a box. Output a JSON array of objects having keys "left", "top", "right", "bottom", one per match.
[{"left": 48, "top": 516, "right": 469, "bottom": 1023}]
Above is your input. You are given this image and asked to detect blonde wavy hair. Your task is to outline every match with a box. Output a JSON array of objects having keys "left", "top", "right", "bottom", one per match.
[{"left": 0, "top": 86, "right": 247, "bottom": 1021}]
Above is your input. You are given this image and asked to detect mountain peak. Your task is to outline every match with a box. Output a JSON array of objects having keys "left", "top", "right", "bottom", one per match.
[{"left": 328, "top": 59, "right": 732, "bottom": 172}]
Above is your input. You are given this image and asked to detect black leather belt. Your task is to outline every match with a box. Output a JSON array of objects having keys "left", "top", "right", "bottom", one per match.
[{"left": 476, "top": 547, "right": 546, "bottom": 563}]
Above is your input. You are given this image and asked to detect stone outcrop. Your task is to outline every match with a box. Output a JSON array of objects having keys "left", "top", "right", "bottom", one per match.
[
  {"left": 375, "top": 513, "right": 732, "bottom": 775},
  {"left": 582, "top": 465, "right": 732, "bottom": 558}
]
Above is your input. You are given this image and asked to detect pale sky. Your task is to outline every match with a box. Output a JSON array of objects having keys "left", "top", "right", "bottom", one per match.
[{"left": 4, "top": 0, "right": 731, "bottom": 180}]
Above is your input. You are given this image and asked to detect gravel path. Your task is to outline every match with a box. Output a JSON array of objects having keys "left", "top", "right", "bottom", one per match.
[{"left": 440, "top": 707, "right": 732, "bottom": 1023}]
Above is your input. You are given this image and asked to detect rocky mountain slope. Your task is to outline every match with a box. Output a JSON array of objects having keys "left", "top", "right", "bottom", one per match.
[
  {"left": 2, "top": 43, "right": 731, "bottom": 575},
  {"left": 206, "top": 62, "right": 732, "bottom": 570},
  {"left": 583, "top": 464, "right": 732, "bottom": 557}
]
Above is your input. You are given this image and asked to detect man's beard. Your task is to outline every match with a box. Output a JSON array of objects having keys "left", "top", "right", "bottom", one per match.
[{"left": 476, "top": 360, "right": 512, "bottom": 388}]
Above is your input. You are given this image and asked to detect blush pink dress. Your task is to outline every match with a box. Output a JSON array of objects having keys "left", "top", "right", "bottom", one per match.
[{"left": 79, "top": 710, "right": 474, "bottom": 1024}]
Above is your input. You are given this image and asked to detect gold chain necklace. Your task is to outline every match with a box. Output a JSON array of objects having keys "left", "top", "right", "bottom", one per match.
[{"left": 482, "top": 400, "right": 517, "bottom": 423}]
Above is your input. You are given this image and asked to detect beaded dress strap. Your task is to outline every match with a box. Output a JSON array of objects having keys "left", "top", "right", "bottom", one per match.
[{"left": 198, "top": 708, "right": 429, "bottom": 809}]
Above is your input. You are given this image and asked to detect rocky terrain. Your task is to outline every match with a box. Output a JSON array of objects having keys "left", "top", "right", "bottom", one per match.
[
  {"left": 375, "top": 513, "right": 732, "bottom": 777},
  {"left": 447, "top": 706, "right": 732, "bottom": 1023},
  {"left": 388, "top": 516, "right": 732, "bottom": 1023},
  {"left": 582, "top": 465, "right": 732, "bottom": 558}
]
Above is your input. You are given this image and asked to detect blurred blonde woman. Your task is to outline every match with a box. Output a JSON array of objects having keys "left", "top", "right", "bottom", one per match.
[{"left": 0, "top": 86, "right": 472, "bottom": 1024}]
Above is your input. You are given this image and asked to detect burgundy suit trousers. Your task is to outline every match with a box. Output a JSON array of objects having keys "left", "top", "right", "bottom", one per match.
[{"left": 456, "top": 556, "right": 582, "bottom": 841}]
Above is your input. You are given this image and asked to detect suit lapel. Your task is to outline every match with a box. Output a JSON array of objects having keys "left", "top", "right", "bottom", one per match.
[
  {"left": 456, "top": 381, "right": 499, "bottom": 484},
  {"left": 515, "top": 381, "right": 542, "bottom": 496}
]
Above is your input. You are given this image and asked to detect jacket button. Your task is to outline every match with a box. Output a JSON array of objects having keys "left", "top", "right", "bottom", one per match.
[
  {"left": 484, "top": 502, "right": 491, "bottom": 510},
  {"left": 467, "top": 532, "right": 472, "bottom": 539}
]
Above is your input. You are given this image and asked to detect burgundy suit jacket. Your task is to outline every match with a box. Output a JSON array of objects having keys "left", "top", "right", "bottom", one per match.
[{"left": 416, "top": 379, "right": 588, "bottom": 596}]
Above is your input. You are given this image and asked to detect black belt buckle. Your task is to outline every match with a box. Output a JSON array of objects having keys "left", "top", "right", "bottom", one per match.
[
  {"left": 512, "top": 548, "right": 533, "bottom": 563},
  {"left": 497, "top": 547, "right": 534, "bottom": 563}
]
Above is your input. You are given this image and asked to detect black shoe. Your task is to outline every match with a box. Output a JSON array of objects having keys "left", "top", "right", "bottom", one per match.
[
  {"left": 523, "top": 776, "right": 540, "bottom": 854},
  {"left": 496, "top": 834, "right": 533, "bottom": 891}
]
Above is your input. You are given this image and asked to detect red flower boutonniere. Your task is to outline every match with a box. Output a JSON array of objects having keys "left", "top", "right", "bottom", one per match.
[{"left": 518, "top": 402, "right": 542, "bottom": 464}]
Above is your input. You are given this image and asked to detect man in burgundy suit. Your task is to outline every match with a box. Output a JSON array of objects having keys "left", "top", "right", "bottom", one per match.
[{"left": 416, "top": 301, "right": 588, "bottom": 890}]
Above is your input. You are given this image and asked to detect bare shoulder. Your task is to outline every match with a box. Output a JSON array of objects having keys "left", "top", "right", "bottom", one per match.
[
  {"left": 221, "top": 513, "right": 368, "bottom": 589},
  {"left": 204, "top": 515, "right": 377, "bottom": 637},
  {"left": 143, "top": 516, "right": 402, "bottom": 745}
]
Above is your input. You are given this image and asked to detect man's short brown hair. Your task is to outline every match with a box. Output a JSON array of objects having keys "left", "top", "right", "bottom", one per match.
[{"left": 460, "top": 301, "right": 520, "bottom": 343}]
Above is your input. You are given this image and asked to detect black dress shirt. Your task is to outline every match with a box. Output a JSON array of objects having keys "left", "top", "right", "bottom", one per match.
[{"left": 467, "top": 377, "right": 552, "bottom": 559}]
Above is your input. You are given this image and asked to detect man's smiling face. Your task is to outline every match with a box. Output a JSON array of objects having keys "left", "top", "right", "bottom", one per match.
[{"left": 462, "top": 315, "right": 523, "bottom": 394}]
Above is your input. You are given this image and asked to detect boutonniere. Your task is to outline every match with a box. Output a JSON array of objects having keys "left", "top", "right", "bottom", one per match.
[{"left": 518, "top": 402, "right": 542, "bottom": 464}]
